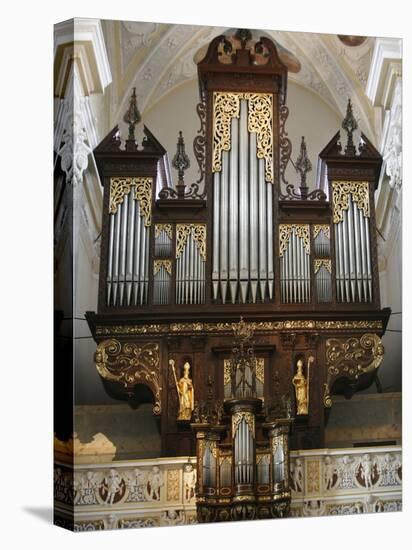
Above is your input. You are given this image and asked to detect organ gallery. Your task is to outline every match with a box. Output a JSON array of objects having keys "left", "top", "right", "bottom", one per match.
[{"left": 53, "top": 21, "right": 402, "bottom": 530}]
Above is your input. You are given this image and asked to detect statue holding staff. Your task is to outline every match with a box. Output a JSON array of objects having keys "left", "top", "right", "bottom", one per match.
[
  {"left": 292, "top": 356, "right": 314, "bottom": 415},
  {"left": 169, "top": 359, "right": 195, "bottom": 421}
]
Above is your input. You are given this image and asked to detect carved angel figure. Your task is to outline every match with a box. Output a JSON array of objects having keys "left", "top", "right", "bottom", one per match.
[
  {"left": 102, "top": 469, "right": 122, "bottom": 505},
  {"left": 358, "top": 453, "right": 375, "bottom": 489},
  {"left": 324, "top": 456, "right": 337, "bottom": 491},
  {"left": 291, "top": 458, "right": 304, "bottom": 492},
  {"left": 183, "top": 463, "right": 197, "bottom": 501},
  {"left": 147, "top": 466, "right": 163, "bottom": 500}
]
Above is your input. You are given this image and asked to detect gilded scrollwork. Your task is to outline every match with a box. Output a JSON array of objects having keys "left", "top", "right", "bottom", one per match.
[
  {"left": 232, "top": 412, "right": 255, "bottom": 436},
  {"left": 313, "top": 225, "right": 330, "bottom": 240},
  {"left": 245, "top": 93, "right": 273, "bottom": 183},
  {"left": 255, "top": 358, "right": 265, "bottom": 384},
  {"left": 109, "top": 177, "right": 152, "bottom": 227},
  {"left": 212, "top": 92, "right": 241, "bottom": 174},
  {"left": 212, "top": 92, "right": 273, "bottom": 183},
  {"left": 314, "top": 259, "right": 332, "bottom": 273},
  {"left": 324, "top": 334, "right": 384, "bottom": 408},
  {"left": 95, "top": 339, "right": 162, "bottom": 415},
  {"left": 279, "top": 224, "right": 310, "bottom": 256},
  {"left": 153, "top": 260, "right": 172, "bottom": 275},
  {"left": 154, "top": 224, "right": 173, "bottom": 240},
  {"left": 332, "top": 181, "right": 370, "bottom": 224},
  {"left": 176, "top": 224, "right": 206, "bottom": 260}
]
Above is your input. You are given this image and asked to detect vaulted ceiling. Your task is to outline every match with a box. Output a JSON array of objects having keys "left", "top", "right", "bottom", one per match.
[{"left": 101, "top": 20, "right": 377, "bottom": 143}]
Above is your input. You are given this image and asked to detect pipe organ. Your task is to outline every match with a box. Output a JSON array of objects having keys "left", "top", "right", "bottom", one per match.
[{"left": 87, "top": 29, "right": 390, "bottom": 523}]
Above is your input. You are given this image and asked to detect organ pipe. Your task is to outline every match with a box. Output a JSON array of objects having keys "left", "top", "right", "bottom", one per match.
[
  {"left": 176, "top": 225, "right": 206, "bottom": 305},
  {"left": 280, "top": 225, "right": 310, "bottom": 303},
  {"left": 212, "top": 97, "right": 273, "bottom": 304},
  {"left": 106, "top": 179, "right": 152, "bottom": 307},
  {"left": 334, "top": 193, "right": 372, "bottom": 303}
]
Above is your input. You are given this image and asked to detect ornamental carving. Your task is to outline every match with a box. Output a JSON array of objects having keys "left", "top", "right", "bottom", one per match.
[
  {"left": 232, "top": 412, "right": 255, "bottom": 436},
  {"left": 95, "top": 339, "right": 162, "bottom": 414},
  {"left": 279, "top": 224, "right": 310, "bottom": 256},
  {"left": 313, "top": 225, "right": 330, "bottom": 239},
  {"left": 153, "top": 259, "right": 172, "bottom": 275},
  {"left": 176, "top": 224, "right": 206, "bottom": 260},
  {"left": 109, "top": 177, "right": 152, "bottom": 226},
  {"left": 154, "top": 223, "right": 172, "bottom": 240},
  {"left": 95, "top": 319, "right": 383, "bottom": 337},
  {"left": 314, "top": 259, "right": 332, "bottom": 273},
  {"left": 212, "top": 92, "right": 273, "bottom": 183},
  {"left": 323, "top": 333, "right": 384, "bottom": 408},
  {"left": 332, "top": 181, "right": 370, "bottom": 224}
]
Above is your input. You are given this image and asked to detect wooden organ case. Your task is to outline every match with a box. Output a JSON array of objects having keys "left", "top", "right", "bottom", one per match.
[{"left": 86, "top": 29, "right": 390, "bottom": 521}]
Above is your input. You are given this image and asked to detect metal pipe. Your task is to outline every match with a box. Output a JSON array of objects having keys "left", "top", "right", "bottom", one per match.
[
  {"left": 229, "top": 116, "right": 239, "bottom": 302},
  {"left": 365, "top": 217, "right": 372, "bottom": 301},
  {"left": 126, "top": 192, "right": 136, "bottom": 305},
  {"left": 107, "top": 215, "right": 114, "bottom": 305},
  {"left": 133, "top": 202, "right": 141, "bottom": 305},
  {"left": 347, "top": 198, "right": 356, "bottom": 301},
  {"left": 341, "top": 211, "right": 350, "bottom": 302},
  {"left": 249, "top": 132, "right": 259, "bottom": 303},
  {"left": 212, "top": 173, "right": 220, "bottom": 300},
  {"left": 267, "top": 177, "right": 274, "bottom": 299},
  {"left": 240, "top": 101, "right": 249, "bottom": 303},
  {"left": 258, "top": 145, "right": 267, "bottom": 302},
  {"left": 358, "top": 207, "right": 367, "bottom": 302},
  {"left": 113, "top": 204, "right": 121, "bottom": 306},
  {"left": 220, "top": 151, "right": 229, "bottom": 302}
]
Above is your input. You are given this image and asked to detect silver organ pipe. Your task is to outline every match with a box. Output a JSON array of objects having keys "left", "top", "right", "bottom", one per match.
[
  {"left": 315, "top": 262, "right": 332, "bottom": 303},
  {"left": 176, "top": 225, "right": 206, "bottom": 304},
  {"left": 334, "top": 191, "right": 372, "bottom": 303},
  {"left": 106, "top": 179, "right": 152, "bottom": 307},
  {"left": 212, "top": 96, "right": 274, "bottom": 304},
  {"left": 153, "top": 261, "right": 171, "bottom": 305},
  {"left": 280, "top": 225, "right": 310, "bottom": 303},
  {"left": 154, "top": 225, "right": 172, "bottom": 257},
  {"left": 220, "top": 458, "right": 231, "bottom": 488},
  {"left": 234, "top": 415, "right": 254, "bottom": 485}
]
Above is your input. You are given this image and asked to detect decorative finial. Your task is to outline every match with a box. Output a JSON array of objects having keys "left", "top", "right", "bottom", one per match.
[
  {"left": 172, "top": 130, "right": 190, "bottom": 198},
  {"left": 295, "top": 136, "right": 312, "bottom": 199},
  {"left": 342, "top": 99, "right": 358, "bottom": 156},
  {"left": 123, "top": 88, "right": 141, "bottom": 147},
  {"left": 235, "top": 28, "right": 252, "bottom": 46}
]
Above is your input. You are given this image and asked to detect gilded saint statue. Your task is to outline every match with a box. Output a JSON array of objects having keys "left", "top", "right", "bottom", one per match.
[
  {"left": 292, "top": 357, "right": 314, "bottom": 415},
  {"left": 170, "top": 359, "right": 195, "bottom": 421}
]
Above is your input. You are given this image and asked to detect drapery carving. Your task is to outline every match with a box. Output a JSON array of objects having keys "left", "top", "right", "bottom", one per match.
[{"left": 95, "top": 339, "right": 162, "bottom": 414}]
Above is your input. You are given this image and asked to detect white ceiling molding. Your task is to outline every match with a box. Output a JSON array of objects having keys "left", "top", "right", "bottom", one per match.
[{"left": 366, "top": 38, "right": 402, "bottom": 108}]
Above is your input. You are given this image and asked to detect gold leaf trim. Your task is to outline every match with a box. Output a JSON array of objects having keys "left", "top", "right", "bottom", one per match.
[
  {"left": 153, "top": 260, "right": 172, "bottom": 275},
  {"left": 314, "top": 259, "right": 332, "bottom": 273},
  {"left": 176, "top": 224, "right": 206, "bottom": 260},
  {"left": 95, "top": 339, "right": 161, "bottom": 414},
  {"left": 212, "top": 92, "right": 273, "bottom": 183},
  {"left": 155, "top": 224, "right": 173, "bottom": 240},
  {"left": 313, "top": 225, "right": 330, "bottom": 239},
  {"left": 332, "top": 181, "right": 370, "bottom": 224},
  {"left": 109, "top": 177, "right": 152, "bottom": 227},
  {"left": 256, "top": 358, "right": 265, "bottom": 384},
  {"left": 95, "top": 319, "right": 383, "bottom": 336},
  {"left": 279, "top": 224, "right": 310, "bottom": 256}
]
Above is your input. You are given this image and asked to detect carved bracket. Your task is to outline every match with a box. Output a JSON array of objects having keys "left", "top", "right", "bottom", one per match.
[
  {"left": 95, "top": 339, "right": 162, "bottom": 415},
  {"left": 323, "top": 333, "right": 384, "bottom": 408}
]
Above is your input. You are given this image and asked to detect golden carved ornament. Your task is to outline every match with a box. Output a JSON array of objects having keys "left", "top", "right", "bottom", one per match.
[
  {"left": 95, "top": 319, "right": 383, "bottom": 337},
  {"left": 323, "top": 333, "right": 384, "bottom": 408},
  {"left": 246, "top": 93, "right": 273, "bottom": 183},
  {"left": 155, "top": 223, "right": 173, "bottom": 240},
  {"left": 306, "top": 460, "right": 321, "bottom": 493},
  {"left": 256, "top": 358, "right": 265, "bottom": 384},
  {"left": 223, "top": 359, "right": 231, "bottom": 386},
  {"left": 313, "top": 224, "right": 330, "bottom": 240},
  {"left": 279, "top": 224, "right": 310, "bottom": 256},
  {"left": 232, "top": 412, "right": 255, "bottom": 437},
  {"left": 109, "top": 177, "right": 152, "bottom": 226},
  {"left": 176, "top": 224, "right": 206, "bottom": 260},
  {"left": 153, "top": 259, "right": 172, "bottom": 275},
  {"left": 212, "top": 92, "right": 273, "bottom": 183},
  {"left": 314, "top": 259, "right": 332, "bottom": 274},
  {"left": 166, "top": 469, "right": 180, "bottom": 502},
  {"left": 95, "top": 339, "right": 162, "bottom": 414},
  {"left": 332, "top": 181, "right": 370, "bottom": 224}
]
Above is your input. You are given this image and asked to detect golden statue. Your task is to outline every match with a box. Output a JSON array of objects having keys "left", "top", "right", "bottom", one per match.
[
  {"left": 292, "top": 357, "right": 314, "bottom": 415},
  {"left": 170, "top": 359, "right": 194, "bottom": 421}
]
